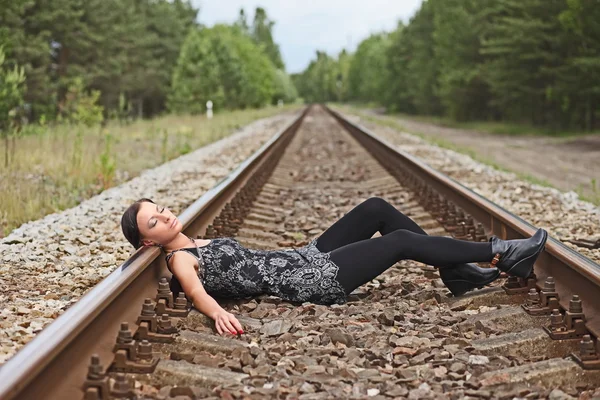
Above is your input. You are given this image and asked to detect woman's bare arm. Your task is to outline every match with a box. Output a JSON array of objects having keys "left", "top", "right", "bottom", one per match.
[{"left": 169, "top": 252, "right": 243, "bottom": 335}]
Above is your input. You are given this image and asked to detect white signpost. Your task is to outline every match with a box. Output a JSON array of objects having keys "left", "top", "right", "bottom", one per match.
[{"left": 206, "top": 100, "right": 213, "bottom": 119}]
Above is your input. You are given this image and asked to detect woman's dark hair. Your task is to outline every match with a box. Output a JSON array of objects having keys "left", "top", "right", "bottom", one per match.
[{"left": 121, "top": 198, "right": 155, "bottom": 249}]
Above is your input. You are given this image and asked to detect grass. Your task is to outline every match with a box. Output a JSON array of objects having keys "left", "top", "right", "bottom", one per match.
[
  {"left": 334, "top": 104, "right": 600, "bottom": 205},
  {"left": 0, "top": 105, "right": 299, "bottom": 236}
]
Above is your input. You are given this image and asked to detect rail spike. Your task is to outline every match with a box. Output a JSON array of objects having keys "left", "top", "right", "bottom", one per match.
[
  {"left": 155, "top": 277, "right": 189, "bottom": 318},
  {"left": 502, "top": 273, "right": 538, "bottom": 294},
  {"left": 111, "top": 373, "right": 137, "bottom": 399},
  {"left": 544, "top": 295, "right": 588, "bottom": 340},
  {"left": 135, "top": 298, "right": 177, "bottom": 343},
  {"left": 571, "top": 334, "right": 600, "bottom": 370},
  {"left": 522, "top": 277, "right": 560, "bottom": 315},
  {"left": 82, "top": 354, "right": 110, "bottom": 400},
  {"left": 109, "top": 322, "right": 159, "bottom": 374}
]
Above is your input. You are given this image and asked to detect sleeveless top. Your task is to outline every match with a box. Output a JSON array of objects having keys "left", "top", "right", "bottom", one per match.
[{"left": 165, "top": 237, "right": 348, "bottom": 306}]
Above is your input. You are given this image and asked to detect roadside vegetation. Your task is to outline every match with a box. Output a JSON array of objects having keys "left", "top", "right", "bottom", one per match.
[
  {"left": 0, "top": 105, "right": 296, "bottom": 236},
  {"left": 294, "top": 0, "right": 600, "bottom": 134},
  {"left": 0, "top": 3, "right": 298, "bottom": 235}
]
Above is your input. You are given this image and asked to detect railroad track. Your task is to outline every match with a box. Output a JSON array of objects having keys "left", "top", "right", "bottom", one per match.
[{"left": 2, "top": 105, "right": 600, "bottom": 399}]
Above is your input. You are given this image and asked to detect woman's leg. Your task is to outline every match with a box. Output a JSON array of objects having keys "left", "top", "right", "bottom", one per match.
[
  {"left": 315, "top": 197, "right": 428, "bottom": 253},
  {"left": 330, "top": 229, "right": 494, "bottom": 294}
]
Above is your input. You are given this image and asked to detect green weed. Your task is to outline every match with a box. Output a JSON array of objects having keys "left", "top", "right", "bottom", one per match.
[{"left": 1, "top": 105, "right": 299, "bottom": 235}]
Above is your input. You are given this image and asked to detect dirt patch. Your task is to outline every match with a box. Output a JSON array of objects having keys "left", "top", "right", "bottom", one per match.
[{"left": 367, "top": 113, "right": 600, "bottom": 203}]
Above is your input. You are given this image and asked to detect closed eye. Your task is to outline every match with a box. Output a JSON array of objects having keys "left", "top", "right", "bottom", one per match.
[{"left": 151, "top": 206, "right": 166, "bottom": 228}]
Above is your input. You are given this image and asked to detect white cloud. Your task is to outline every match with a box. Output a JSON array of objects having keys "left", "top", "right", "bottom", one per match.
[{"left": 194, "top": 0, "right": 423, "bottom": 73}]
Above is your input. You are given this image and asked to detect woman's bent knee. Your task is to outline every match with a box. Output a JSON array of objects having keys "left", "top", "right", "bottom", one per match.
[{"left": 361, "top": 197, "right": 388, "bottom": 215}]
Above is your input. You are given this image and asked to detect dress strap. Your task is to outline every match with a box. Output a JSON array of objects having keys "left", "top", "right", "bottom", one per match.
[
  {"left": 165, "top": 248, "right": 197, "bottom": 273},
  {"left": 165, "top": 235, "right": 205, "bottom": 273}
]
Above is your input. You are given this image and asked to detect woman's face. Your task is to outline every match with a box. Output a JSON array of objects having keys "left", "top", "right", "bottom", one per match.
[{"left": 136, "top": 202, "right": 181, "bottom": 246}]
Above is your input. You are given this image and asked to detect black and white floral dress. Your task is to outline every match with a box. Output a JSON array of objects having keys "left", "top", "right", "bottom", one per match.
[{"left": 165, "top": 237, "right": 348, "bottom": 305}]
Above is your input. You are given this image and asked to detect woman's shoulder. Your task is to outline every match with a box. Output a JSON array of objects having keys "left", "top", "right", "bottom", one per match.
[{"left": 165, "top": 247, "right": 201, "bottom": 269}]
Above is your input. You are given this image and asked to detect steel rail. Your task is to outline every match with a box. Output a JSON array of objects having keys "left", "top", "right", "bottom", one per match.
[
  {"left": 326, "top": 105, "right": 600, "bottom": 340},
  {"left": 0, "top": 107, "right": 308, "bottom": 400},
  {"left": 2, "top": 103, "right": 599, "bottom": 399}
]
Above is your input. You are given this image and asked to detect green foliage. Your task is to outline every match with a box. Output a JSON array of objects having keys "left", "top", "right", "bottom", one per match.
[
  {"left": 272, "top": 69, "right": 298, "bottom": 104},
  {"left": 431, "top": 0, "right": 493, "bottom": 121},
  {"left": 168, "top": 25, "right": 278, "bottom": 113},
  {"left": 347, "top": 34, "right": 390, "bottom": 103},
  {"left": 0, "top": 0, "right": 198, "bottom": 121},
  {"left": 300, "top": 0, "right": 600, "bottom": 132},
  {"left": 98, "top": 130, "right": 116, "bottom": 189},
  {"left": 58, "top": 78, "right": 104, "bottom": 127},
  {"left": 0, "top": 46, "right": 26, "bottom": 166},
  {"left": 398, "top": 1, "right": 441, "bottom": 116},
  {"left": 0, "top": 46, "right": 26, "bottom": 127},
  {"left": 480, "top": 0, "right": 569, "bottom": 128},
  {"left": 251, "top": 8, "right": 285, "bottom": 69},
  {"left": 294, "top": 51, "right": 347, "bottom": 103},
  {"left": 1, "top": 3, "right": 293, "bottom": 122}
]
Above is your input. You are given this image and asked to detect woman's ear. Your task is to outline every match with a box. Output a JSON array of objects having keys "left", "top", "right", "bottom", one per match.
[{"left": 141, "top": 239, "right": 154, "bottom": 247}]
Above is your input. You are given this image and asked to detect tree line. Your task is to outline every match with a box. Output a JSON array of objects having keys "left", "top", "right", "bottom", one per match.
[
  {"left": 294, "top": 0, "right": 600, "bottom": 132},
  {"left": 169, "top": 10, "right": 297, "bottom": 114},
  {"left": 0, "top": 2, "right": 296, "bottom": 129}
]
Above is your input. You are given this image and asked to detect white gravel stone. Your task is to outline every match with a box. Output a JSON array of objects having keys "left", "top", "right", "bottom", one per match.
[
  {"left": 0, "top": 111, "right": 298, "bottom": 365},
  {"left": 468, "top": 355, "right": 490, "bottom": 365}
]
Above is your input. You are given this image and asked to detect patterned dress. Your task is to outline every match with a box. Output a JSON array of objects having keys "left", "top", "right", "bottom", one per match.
[{"left": 165, "top": 237, "right": 348, "bottom": 305}]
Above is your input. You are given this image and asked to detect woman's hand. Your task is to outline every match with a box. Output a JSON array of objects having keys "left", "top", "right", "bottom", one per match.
[{"left": 212, "top": 309, "right": 244, "bottom": 336}]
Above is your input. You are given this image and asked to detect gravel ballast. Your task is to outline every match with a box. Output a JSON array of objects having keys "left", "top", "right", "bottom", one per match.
[
  {"left": 0, "top": 111, "right": 298, "bottom": 364},
  {"left": 1, "top": 105, "right": 598, "bottom": 376}
]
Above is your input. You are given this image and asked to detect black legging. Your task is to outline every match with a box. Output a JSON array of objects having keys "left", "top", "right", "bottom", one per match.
[{"left": 316, "top": 197, "right": 494, "bottom": 294}]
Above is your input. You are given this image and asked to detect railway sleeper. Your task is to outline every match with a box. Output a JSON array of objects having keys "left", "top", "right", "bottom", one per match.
[
  {"left": 471, "top": 328, "right": 579, "bottom": 359},
  {"left": 77, "top": 106, "right": 600, "bottom": 398},
  {"left": 458, "top": 306, "right": 549, "bottom": 334},
  {"left": 477, "top": 358, "right": 600, "bottom": 390},
  {"left": 446, "top": 287, "right": 528, "bottom": 311}
]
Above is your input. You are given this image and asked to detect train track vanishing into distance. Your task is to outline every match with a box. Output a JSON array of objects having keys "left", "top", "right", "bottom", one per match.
[{"left": 1, "top": 105, "right": 600, "bottom": 399}]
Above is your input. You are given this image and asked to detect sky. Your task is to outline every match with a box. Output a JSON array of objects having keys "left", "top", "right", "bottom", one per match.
[{"left": 195, "top": 1, "right": 424, "bottom": 74}]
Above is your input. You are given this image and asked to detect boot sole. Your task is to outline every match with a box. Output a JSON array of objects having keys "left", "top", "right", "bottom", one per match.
[
  {"left": 505, "top": 230, "right": 548, "bottom": 278},
  {"left": 444, "top": 270, "right": 501, "bottom": 297}
]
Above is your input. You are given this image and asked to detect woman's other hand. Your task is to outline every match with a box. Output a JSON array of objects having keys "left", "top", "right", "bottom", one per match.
[{"left": 212, "top": 309, "right": 244, "bottom": 336}]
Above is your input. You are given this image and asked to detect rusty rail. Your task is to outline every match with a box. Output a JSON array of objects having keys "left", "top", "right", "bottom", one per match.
[
  {"left": 0, "top": 107, "right": 309, "bottom": 400},
  {"left": 2, "top": 104, "right": 600, "bottom": 399},
  {"left": 326, "top": 105, "right": 600, "bottom": 342}
]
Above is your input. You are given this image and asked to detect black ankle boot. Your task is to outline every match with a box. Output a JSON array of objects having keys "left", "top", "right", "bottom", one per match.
[
  {"left": 489, "top": 228, "right": 548, "bottom": 278},
  {"left": 439, "top": 263, "right": 500, "bottom": 297}
]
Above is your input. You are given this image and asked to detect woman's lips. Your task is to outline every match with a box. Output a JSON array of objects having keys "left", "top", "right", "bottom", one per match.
[{"left": 170, "top": 218, "right": 177, "bottom": 229}]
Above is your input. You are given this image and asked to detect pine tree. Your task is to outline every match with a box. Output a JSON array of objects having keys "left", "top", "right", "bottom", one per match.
[
  {"left": 480, "top": 0, "right": 569, "bottom": 128},
  {"left": 431, "top": 0, "right": 494, "bottom": 121},
  {"left": 557, "top": 0, "right": 600, "bottom": 130},
  {"left": 252, "top": 7, "right": 285, "bottom": 69}
]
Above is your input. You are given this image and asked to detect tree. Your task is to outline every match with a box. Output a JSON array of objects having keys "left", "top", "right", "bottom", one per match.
[
  {"left": 347, "top": 34, "right": 389, "bottom": 103},
  {"left": 0, "top": 0, "right": 199, "bottom": 121},
  {"left": 294, "top": 51, "right": 341, "bottom": 103},
  {"left": 235, "top": 8, "right": 250, "bottom": 35},
  {"left": 431, "top": 0, "right": 494, "bottom": 121},
  {"left": 252, "top": 7, "right": 285, "bottom": 69},
  {"left": 272, "top": 69, "right": 298, "bottom": 104},
  {"left": 168, "top": 25, "right": 277, "bottom": 113},
  {"left": 480, "top": 0, "right": 569, "bottom": 128},
  {"left": 557, "top": 0, "right": 600, "bottom": 130},
  {"left": 336, "top": 49, "right": 353, "bottom": 102},
  {"left": 0, "top": 47, "right": 26, "bottom": 166},
  {"left": 384, "top": 22, "right": 415, "bottom": 113}
]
